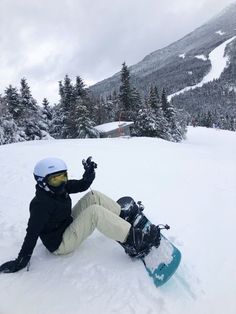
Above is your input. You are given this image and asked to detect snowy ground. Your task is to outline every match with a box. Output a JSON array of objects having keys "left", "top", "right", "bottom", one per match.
[{"left": 0, "top": 127, "right": 236, "bottom": 314}]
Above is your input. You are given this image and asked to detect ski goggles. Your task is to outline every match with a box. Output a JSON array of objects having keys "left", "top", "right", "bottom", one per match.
[{"left": 47, "top": 171, "right": 68, "bottom": 187}]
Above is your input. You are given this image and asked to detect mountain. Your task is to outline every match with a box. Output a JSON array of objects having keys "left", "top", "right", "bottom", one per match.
[{"left": 90, "top": 3, "right": 236, "bottom": 117}]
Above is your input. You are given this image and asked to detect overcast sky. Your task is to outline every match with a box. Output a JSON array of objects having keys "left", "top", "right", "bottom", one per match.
[{"left": 0, "top": 0, "right": 234, "bottom": 104}]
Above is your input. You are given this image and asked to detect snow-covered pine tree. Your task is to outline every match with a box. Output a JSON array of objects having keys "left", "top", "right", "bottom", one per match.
[
  {"left": 135, "top": 105, "right": 157, "bottom": 137},
  {"left": 111, "top": 90, "right": 120, "bottom": 121},
  {"left": 229, "top": 115, "right": 236, "bottom": 131},
  {"left": 59, "top": 75, "right": 76, "bottom": 138},
  {"left": 74, "top": 97, "right": 99, "bottom": 138},
  {"left": 119, "top": 62, "right": 137, "bottom": 121},
  {"left": 75, "top": 77, "right": 97, "bottom": 127},
  {"left": 192, "top": 109, "right": 235, "bottom": 131},
  {"left": 75, "top": 76, "right": 86, "bottom": 98},
  {"left": 97, "top": 95, "right": 116, "bottom": 124},
  {"left": 42, "top": 98, "right": 52, "bottom": 128},
  {"left": 131, "top": 87, "right": 142, "bottom": 117},
  {"left": 19, "top": 78, "right": 43, "bottom": 140},
  {"left": 148, "top": 85, "right": 170, "bottom": 140},
  {"left": 57, "top": 75, "right": 98, "bottom": 138},
  {"left": 37, "top": 98, "right": 53, "bottom": 138},
  {"left": 0, "top": 96, "right": 22, "bottom": 144},
  {"left": 4, "top": 85, "right": 21, "bottom": 121},
  {"left": 135, "top": 86, "right": 169, "bottom": 139},
  {"left": 218, "top": 113, "right": 235, "bottom": 130},
  {"left": 50, "top": 104, "right": 64, "bottom": 138},
  {"left": 161, "top": 89, "right": 183, "bottom": 142}
]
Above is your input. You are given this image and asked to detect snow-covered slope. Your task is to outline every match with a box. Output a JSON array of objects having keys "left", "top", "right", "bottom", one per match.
[
  {"left": 168, "top": 36, "right": 236, "bottom": 100},
  {"left": 0, "top": 127, "right": 236, "bottom": 314}
]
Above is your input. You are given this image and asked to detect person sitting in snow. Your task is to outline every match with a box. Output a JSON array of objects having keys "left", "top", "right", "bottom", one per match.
[{"left": 0, "top": 157, "right": 160, "bottom": 273}]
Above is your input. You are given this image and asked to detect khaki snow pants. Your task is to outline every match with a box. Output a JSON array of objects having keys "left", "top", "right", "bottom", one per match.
[{"left": 53, "top": 190, "right": 131, "bottom": 255}]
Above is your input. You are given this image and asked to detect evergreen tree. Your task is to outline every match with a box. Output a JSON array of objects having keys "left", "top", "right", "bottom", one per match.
[
  {"left": 58, "top": 75, "right": 76, "bottom": 138},
  {"left": 149, "top": 86, "right": 170, "bottom": 140},
  {"left": 131, "top": 87, "right": 142, "bottom": 116},
  {"left": 19, "top": 78, "right": 42, "bottom": 140},
  {"left": 42, "top": 98, "right": 52, "bottom": 120},
  {"left": 4, "top": 85, "right": 21, "bottom": 120},
  {"left": 75, "top": 76, "right": 86, "bottom": 98},
  {"left": 97, "top": 96, "right": 114, "bottom": 124},
  {"left": 154, "top": 86, "right": 160, "bottom": 103},
  {"left": 111, "top": 90, "right": 120, "bottom": 121},
  {"left": 1, "top": 79, "right": 49, "bottom": 144},
  {"left": 161, "top": 89, "right": 171, "bottom": 121},
  {"left": 59, "top": 75, "right": 75, "bottom": 110},
  {"left": 50, "top": 104, "right": 64, "bottom": 139},
  {"left": 149, "top": 85, "right": 159, "bottom": 110},
  {"left": 41, "top": 98, "right": 53, "bottom": 133},
  {"left": 119, "top": 62, "right": 136, "bottom": 121},
  {"left": 74, "top": 98, "right": 99, "bottom": 138},
  {"left": 135, "top": 86, "right": 170, "bottom": 139},
  {"left": 202, "top": 111, "right": 213, "bottom": 128},
  {"left": 229, "top": 116, "right": 236, "bottom": 131},
  {"left": 0, "top": 96, "right": 23, "bottom": 144},
  {"left": 161, "top": 89, "right": 183, "bottom": 142},
  {"left": 20, "top": 78, "right": 38, "bottom": 113},
  {"left": 135, "top": 105, "right": 157, "bottom": 137},
  {"left": 57, "top": 75, "right": 97, "bottom": 139}
]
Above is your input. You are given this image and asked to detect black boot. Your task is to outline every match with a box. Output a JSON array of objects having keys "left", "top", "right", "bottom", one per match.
[
  {"left": 121, "top": 225, "right": 161, "bottom": 258},
  {"left": 119, "top": 201, "right": 149, "bottom": 229},
  {"left": 119, "top": 200, "right": 140, "bottom": 222}
]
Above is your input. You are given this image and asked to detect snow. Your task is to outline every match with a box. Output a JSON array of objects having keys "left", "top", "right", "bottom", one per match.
[
  {"left": 0, "top": 127, "right": 236, "bottom": 314},
  {"left": 144, "top": 238, "right": 173, "bottom": 272},
  {"left": 195, "top": 54, "right": 208, "bottom": 61},
  {"left": 216, "top": 30, "right": 226, "bottom": 36},
  {"left": 94, "top": 121, "right": 134, "bottom": 133},
  {"left": 168, "top": 36, "right": 236, "bottom": 100},
  {"left": 179, "top": 53, "right": 186, "bottom": 59}
]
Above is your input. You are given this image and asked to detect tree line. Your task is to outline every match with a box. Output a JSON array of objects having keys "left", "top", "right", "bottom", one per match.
[
  {"left": 171, "top": 80, "right": 236, "bottom": 131},
  {"left": 0, "top": 62, "right": 188, "bottom": 145}
]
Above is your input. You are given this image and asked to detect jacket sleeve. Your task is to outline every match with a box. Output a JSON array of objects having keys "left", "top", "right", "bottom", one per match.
[
  {"left": 18, "top": 200, "right": 51, "bottom": 259},
  {"left": 66, "top": 178, "right": 94, "bottom": 194}
]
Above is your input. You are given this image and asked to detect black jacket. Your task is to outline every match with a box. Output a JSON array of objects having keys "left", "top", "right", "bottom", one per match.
[{"left": 18, "top": 178, "right": 93, "bottom": 259}]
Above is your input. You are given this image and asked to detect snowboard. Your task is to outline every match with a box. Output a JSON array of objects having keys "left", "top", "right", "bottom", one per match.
[{"left": 117, "top": 196, "right": 181, "bottom": 287}]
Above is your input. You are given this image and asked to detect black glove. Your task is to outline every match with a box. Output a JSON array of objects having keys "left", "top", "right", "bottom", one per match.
[
  {"left": 82, "top": 156, "right": 97, "bottom": 182},
  {"left": 0, "top": 255, "right": 30, "bottom": 273}
]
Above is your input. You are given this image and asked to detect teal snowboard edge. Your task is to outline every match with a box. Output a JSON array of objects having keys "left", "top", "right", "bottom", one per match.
[{"left": 143, "top": 242, "right": 182, "bottom": 287}]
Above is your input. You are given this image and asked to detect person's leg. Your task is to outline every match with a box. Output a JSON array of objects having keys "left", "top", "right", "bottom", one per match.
[
  {"left": 54, "top": 203, "right": 131, "bottom": 255},
  {"left": 71, "top": 190, "right": 122, "bottom": 219}
]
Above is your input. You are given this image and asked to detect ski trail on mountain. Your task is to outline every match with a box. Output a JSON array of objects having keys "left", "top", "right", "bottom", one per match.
[{"left": 168, "top": 36, "right": 236, "bottom": 100}]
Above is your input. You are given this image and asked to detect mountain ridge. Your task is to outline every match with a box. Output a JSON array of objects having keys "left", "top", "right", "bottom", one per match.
[{"left": 90, "top": 2, "right": 236, "bottom": 117}]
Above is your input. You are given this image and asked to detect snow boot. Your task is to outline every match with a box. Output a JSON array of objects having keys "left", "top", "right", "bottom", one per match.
[
  {"left": 119, "top": 201, "right": 140, "bottom": 223},
  {"left": 119, "top": 200, "right": 149, "bottom": 230},
  {"left": 120, "top": 224, "right": 161, "bottom": 258}
]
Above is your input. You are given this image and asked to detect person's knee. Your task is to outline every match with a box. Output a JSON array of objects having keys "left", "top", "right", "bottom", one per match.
[
  {"left": 87, "top": 204, "right": 103, "bottom": 215},
  {"left": 83, "top": 204, "right": 102, "bottom": 227}
]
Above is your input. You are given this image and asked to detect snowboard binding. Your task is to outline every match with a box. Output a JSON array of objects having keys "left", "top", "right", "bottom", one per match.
[
  {"left": 117, "top": 196, "right": 170, "bottom": 258},
  {"left": 118, "top": 198, "right": 149, "bottom": 229}
]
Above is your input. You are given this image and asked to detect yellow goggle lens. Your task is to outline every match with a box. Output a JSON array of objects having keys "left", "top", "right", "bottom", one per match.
[{"left": 47, "top": 172, "right": 68, "bottom": 187}]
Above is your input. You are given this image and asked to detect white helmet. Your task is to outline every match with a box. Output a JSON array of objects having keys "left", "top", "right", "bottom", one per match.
[
  {"left": 34, "top": 157, "right": 67, "bottom": 179},
  {"left": 33, "top": 157, "right": 68, "bottom": 193}
]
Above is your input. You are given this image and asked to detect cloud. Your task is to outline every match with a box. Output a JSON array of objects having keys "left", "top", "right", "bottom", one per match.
[{"left": 0, "top": 0, "right": 234, "bottom": 104}]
